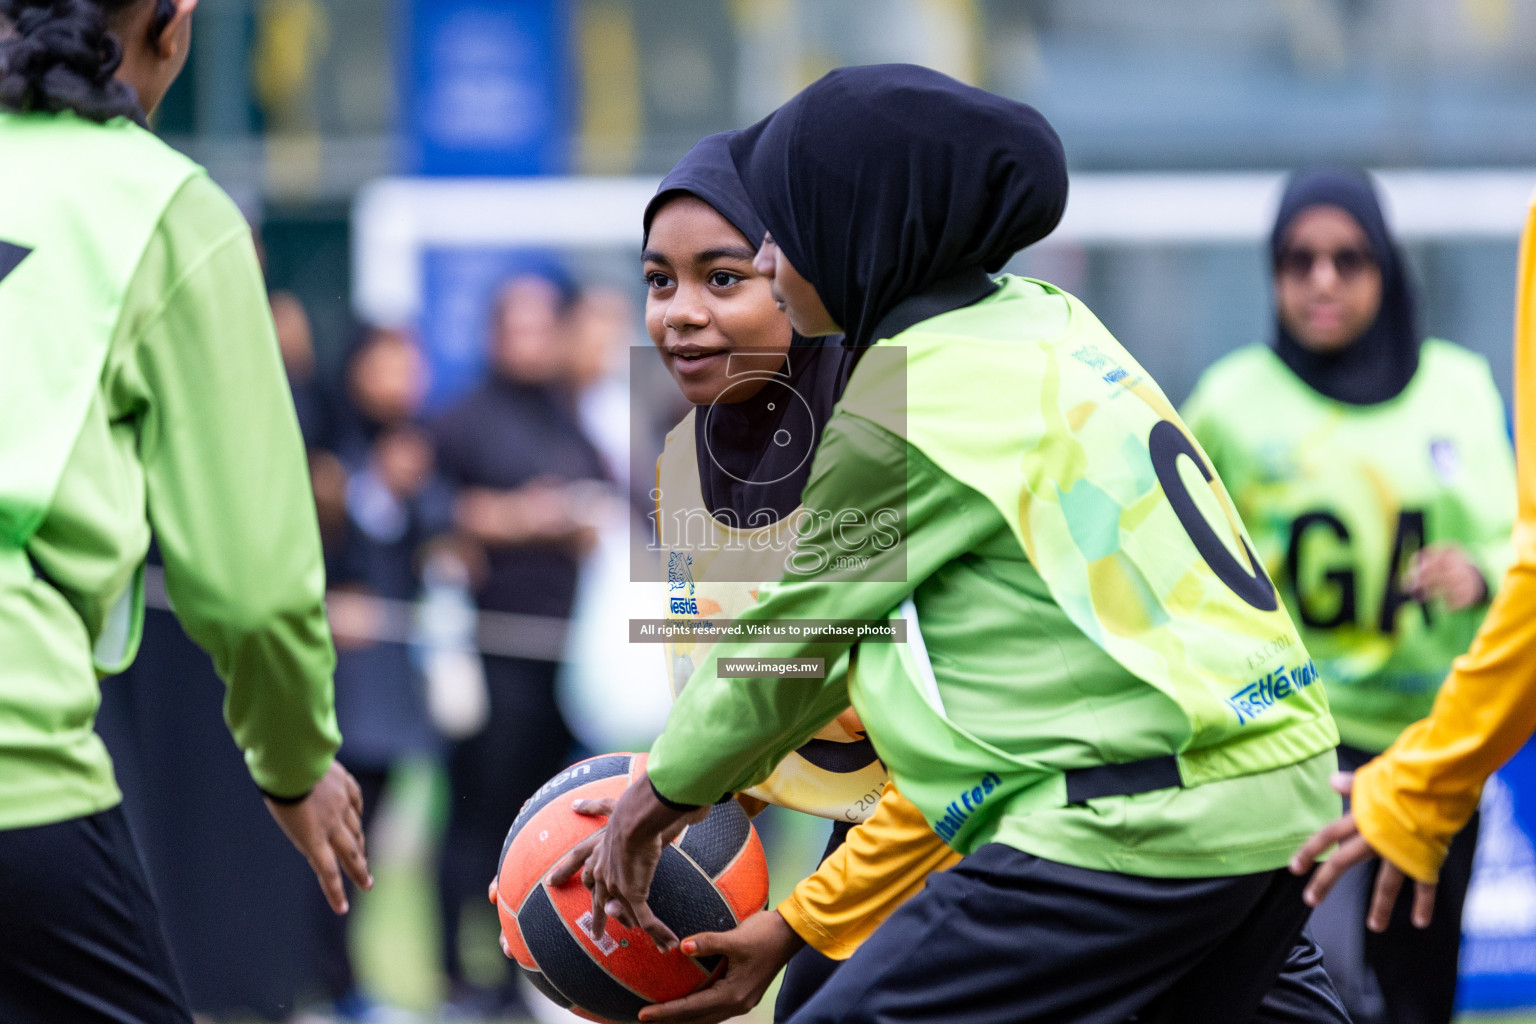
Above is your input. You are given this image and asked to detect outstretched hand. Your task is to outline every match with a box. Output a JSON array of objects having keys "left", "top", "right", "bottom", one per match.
[
  {"left": 263, "top": 760, "right": 373, "bottom": 914},
  {"left": 637, "top": 911, "right": 806, "bottom": 1023},
  {"left": 553, "top": 775, "right": 706, "bottom": 951},
  {"left": 1289, "top": 770, "right": 1436, "bottom": 932}
]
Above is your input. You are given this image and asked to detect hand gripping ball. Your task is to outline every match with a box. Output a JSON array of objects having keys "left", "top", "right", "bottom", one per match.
[{"left": 493, "top": 753, "right": 769, "bottom": 1022}]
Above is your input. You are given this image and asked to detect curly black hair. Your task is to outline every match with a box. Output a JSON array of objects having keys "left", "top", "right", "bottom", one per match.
[{"left": 0, "top": 0, "right": 175, "bottom": 123}]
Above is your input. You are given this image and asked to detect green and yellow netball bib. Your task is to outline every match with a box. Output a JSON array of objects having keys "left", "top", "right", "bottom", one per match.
[
  {"left": 1184, "top": 342, "right": 1515, "bottom": 752},
  {"left": 842, "top": 277, "right": 1337, "bottom": 830}
]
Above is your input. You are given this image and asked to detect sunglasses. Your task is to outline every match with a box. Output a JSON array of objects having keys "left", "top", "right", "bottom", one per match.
[{"left": 1278, "top": 247, "right": 1377, "bottom": 281}]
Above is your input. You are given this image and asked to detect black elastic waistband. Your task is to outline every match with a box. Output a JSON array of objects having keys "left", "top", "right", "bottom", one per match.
[{"left": 1064, "top": 755, "right": 1183, "bottom": 805}]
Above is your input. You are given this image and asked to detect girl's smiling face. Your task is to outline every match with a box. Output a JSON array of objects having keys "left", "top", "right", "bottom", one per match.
[{"left": 644, "top": 196, "right": 792, "bottom": 407}]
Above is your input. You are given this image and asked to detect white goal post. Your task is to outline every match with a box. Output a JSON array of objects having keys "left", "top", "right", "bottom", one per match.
[{"left": 353, "top": 169, "right": 1536, "bottom": 327}]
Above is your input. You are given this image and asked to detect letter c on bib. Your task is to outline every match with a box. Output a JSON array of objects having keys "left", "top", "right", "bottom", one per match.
[{"left": 1149, "top": 420, "right": 1278, "bottom": 613}]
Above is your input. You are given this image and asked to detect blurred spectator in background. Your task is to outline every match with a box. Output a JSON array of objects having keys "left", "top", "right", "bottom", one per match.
[
  {"left": 557, "top": 286, "right": 675, "bottom": 759},
  {"left": 570, "top": 286, "right": 636, "bottom": 497},
  {"left": 329, "top": 328, "right": 425, "bottom": 461},
  {"left": 301, "top": 326, "right": 453, "bottom": 1021},
  {"left": 431, "top": 272, "right": 608, "bottom": 1018},
  {"left": 272, "top": 289, "right": 329, "bottom": 445},
  {"left": 1183, "top": 169, "right": 1516, "bottom": 1024}
]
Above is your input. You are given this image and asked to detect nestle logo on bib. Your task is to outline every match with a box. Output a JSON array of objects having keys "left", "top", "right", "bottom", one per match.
[
  {"left": 1226, "top": 660, "right": 1319, "bottom": 725},
  {"left": 667, "top": 551, "right": 698, "bottom": 614}
]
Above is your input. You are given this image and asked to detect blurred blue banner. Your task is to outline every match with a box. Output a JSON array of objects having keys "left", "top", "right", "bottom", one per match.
[
  {"left": 1459, "top": 742, "right": 1536, "bottom": 1010},
  {"left": 401, "top": 0, "right": 570, "bottom": 175}
]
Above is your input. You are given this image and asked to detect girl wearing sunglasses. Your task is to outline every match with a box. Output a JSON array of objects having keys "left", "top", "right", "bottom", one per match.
[{"left": 1183, "top": 168, "right": 1516, "bottom": 1024}]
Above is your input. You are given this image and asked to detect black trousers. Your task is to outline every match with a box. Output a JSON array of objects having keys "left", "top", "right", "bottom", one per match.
[
  {"left": 98, "top": 603, "right": 317, "bottom": 1019},
  {"left": 438, "top": 653, "right": 574, "bottom": 988},
  {"left": 1311, "top": 745, "right": 1478, "bottom": 1024},
  {"left": 775, "top": 819, "right": 856, "bottom": 1022},
  {"left": 785, "top": 843, "right": 1348, "bottom": 1024},
  {"left": 1255, "top": 929, "right": 1355, "bottom": 1024},
  {"left": 0, "top": 807, "right": 194, "bottom": 1024}
]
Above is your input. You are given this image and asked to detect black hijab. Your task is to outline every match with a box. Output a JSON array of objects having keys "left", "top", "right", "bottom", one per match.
[
  {"left": 727, "top": 64, "right": 1069, "bottom": 351},
  {"left": 1271, "top": 168, "right": 1420, "bottom": 406},
  {"left": 644, "top": 131, "right": 858, "bottom": 526}
]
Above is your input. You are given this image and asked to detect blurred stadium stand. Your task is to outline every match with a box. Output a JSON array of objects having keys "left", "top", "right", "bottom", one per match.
[{"left": 159, "top": 0, "right": 1536, "bottom": 405}]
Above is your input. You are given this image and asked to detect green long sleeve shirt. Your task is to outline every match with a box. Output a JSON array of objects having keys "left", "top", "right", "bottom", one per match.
[{"left": 0, "top": 113, "right": 339, "bottom": 830}]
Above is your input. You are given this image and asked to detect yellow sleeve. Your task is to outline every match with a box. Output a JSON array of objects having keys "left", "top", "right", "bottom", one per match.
[
  {"left": 1353, "top": 191, "right": 1536, "bottom": 883},
  {"left": 775, "top": 782, "right": 961, "bottom": 959}
]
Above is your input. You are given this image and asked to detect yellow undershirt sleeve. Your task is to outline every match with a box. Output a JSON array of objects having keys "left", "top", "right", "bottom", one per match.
[
  {"left": 776, "top": 782, "right": 961, "bottom": 959},
  {"left": 1353, "top": 191, "right": 1536, "bottom": 882}
]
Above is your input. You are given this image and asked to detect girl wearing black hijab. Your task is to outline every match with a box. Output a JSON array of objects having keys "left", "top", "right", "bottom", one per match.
[
  {"left": 534, "top": 134, "right": 957, "bottom": 1024},
  {"left": 644, "top": 131, "right": 859, "bottom": 526},
  {"left": 571, "top": 66, "right": 1352, "bottom": 1024},
  {"left": 1184, "top": 170, "right": 1515, "bottom": 1024},
  {"left": 635, "top": 133, "right": 954, "bottom": 1022}
]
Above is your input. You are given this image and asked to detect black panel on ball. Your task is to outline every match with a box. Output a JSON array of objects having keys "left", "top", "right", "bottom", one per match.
[
  {"left": 795, "top": 736, "right": 881, "bottom": 774},
  {"left": 519, "top": 885, "right": 650, "bottom": 1022},
  {"left": 649, "top": 845, "right": 740, "bottom": 974},
  {"left": 518, "top": 965, "right": 573, "bottom": 1009},
  {"left": 676, "top": 800, "right": 751, "bottom": 879}
]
